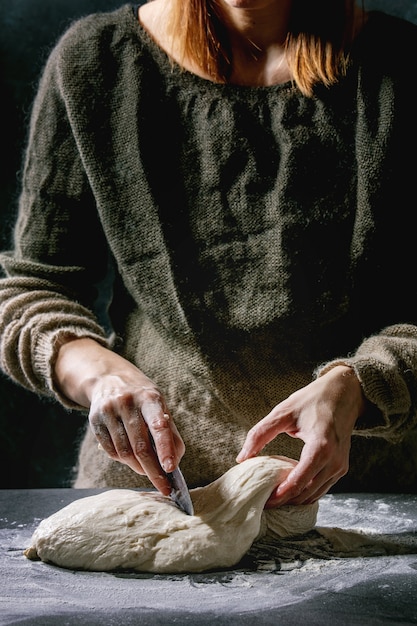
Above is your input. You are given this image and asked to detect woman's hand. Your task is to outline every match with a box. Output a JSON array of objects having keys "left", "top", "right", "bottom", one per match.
[
  {"left": 54, "top": 337, "right": 185, "bottom": 495},
  {"left": 88, "top": 373, "right": 185, "bottom": 495},
  {"left": 236, "top": 365, "right": 366, "bottom": 506}
]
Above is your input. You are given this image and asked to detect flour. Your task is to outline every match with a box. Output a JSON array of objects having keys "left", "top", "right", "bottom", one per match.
[{"left": 24, "top": 456, "right": 318, "bottom": 574}]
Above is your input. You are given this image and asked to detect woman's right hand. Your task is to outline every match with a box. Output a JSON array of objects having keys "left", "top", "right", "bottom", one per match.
[{"left": 54, "top": 337, "right": 185, "bottom": 495}]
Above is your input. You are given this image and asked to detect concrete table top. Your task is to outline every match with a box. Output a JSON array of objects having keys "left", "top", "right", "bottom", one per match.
[{"left": 1, "top": 489, "right": 417, "bottom": 625}]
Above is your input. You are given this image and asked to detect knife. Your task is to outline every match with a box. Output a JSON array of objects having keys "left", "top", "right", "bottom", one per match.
[
  {"left": 166, "top": 466, "right": 194, "bottom": 516},
  {"left": 149, "top": 433, "right": 194, "bottom": 516}
]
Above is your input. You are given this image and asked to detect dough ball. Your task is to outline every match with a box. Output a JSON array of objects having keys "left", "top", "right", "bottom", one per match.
[{"left": 24, "top": 455, "right": 318, "bottom": 573}]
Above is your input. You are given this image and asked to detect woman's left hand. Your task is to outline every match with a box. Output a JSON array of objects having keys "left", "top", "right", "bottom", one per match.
[{"left": 236, "top": 365, "right": 366, "bottom": 506}]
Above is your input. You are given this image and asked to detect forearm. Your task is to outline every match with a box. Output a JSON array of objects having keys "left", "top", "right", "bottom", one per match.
[
  {"left": 0, "top": 273, "right": 108, "bottom": 403},
  {"left": 55, "top": 335, "right": 184, "bottom": 486},
  {"left": 316, "top": 323, "right": 417, "bottom": 440},
  {"left": 54, "top": 336, "right": 152, "bottom": 408}
]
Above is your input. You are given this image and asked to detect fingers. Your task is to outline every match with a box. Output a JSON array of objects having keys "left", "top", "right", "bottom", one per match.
[
  {"left": 93, "top": 411, "right": 172, "bottom": 495},
  {"left": 265, "top": 473, "right": 338, "bottom": 507},
  {"left": 236, "top": 403, "right": 294, "bottom": 463},
  {"left": 89, "top": 385, "right": 184, "bottom": 495},
  {"left": 265, "top": 446, "right": 349, "bottom": 507},
  {"left": 95, "top": 416, "right": 147, "bottom": 475},
  {"left": 238, "top": 370, "right": 358, "bottom": 505},
  {"left": 140, "top": 398, "right": 184, "bottom": 472}
]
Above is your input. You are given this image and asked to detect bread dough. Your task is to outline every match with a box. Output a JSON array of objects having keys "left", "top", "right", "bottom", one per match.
[{"left": 24, "top": 455, "right": 318, "bottom": 573}]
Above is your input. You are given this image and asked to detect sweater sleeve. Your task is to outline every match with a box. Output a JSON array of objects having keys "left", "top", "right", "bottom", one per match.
[
  {"left": 316, "top": 323, "right": 417, "bottom": 442},
  {"left": 0, "top": 29, "right": 112, "bottom": 409}
]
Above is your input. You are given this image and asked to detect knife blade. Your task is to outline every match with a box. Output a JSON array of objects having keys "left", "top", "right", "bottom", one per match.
[
  {"left": 166, "top": 466, "right": 194, "bottom": 516},
  {"left": 149, "top": 432, "right": 194, "bottom": 516}
]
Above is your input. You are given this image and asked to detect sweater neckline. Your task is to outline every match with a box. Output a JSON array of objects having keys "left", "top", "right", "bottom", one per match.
[
  {"left": 129, "top": 4, "right": 296, "bottom": 95},
  {"left": 126, "top": 4, "right": 387, "bottom": 96}
]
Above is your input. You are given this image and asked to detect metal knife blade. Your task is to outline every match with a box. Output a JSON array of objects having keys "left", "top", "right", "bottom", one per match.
[
  {"left": 149, "top": 432, "right": 194, "bottom": 515},
  {"left": 167, "top": 466, "right": 194, "bottom": 516}
]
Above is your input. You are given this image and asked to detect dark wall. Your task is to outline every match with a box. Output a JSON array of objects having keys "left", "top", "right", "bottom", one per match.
[
  {"left": 0, "top": 0, "right": 125, "bottom": 488},
  {"left": 1, "top": 0, "right": 417, "bottom": 488}
]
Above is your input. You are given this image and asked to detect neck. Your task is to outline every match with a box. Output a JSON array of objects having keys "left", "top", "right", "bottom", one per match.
[
  {"left": 139, "top": 0, "right": 294, "bottom": 87},
  {"left": 217, "top": 0, "right": 293, "bottom": 48},
  {"left": 216, "top": 0, "right": 293, "bottom": 86}
]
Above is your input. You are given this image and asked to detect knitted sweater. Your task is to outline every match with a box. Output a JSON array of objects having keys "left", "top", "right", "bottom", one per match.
[{"left": 1, "top": 4, "right": 417, "bottom": 489}]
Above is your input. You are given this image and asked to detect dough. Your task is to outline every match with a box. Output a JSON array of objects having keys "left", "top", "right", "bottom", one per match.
[{"left": 24, "top": 455, "right": 318, "bottom": 574}]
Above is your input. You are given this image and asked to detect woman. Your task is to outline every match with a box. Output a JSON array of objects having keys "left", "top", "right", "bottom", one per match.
[{"left": 1, "top": 0, "right": 417, "bottom": 505}]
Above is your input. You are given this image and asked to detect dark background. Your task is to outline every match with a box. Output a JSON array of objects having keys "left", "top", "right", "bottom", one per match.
[{"left": 1, "top": 0, "right": 417, "bottom": 489}]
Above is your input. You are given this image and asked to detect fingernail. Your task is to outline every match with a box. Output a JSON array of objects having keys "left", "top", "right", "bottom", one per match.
[
  {"left": 163, "top": 457, "right": 175, "bottom": 473},
  {"left": 265, "top": 494, "right": 283, "bottom": 509},
  {"left": 236, "top": 447, "right": 249, "bottom": 463}
]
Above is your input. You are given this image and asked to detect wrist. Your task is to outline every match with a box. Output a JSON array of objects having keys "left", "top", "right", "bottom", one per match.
[
  {"left": 54, "top": 337, "right": 116, "bottom": 407},
  {"left": 332, "top": 364, "right": 367, "bottom": 420}
]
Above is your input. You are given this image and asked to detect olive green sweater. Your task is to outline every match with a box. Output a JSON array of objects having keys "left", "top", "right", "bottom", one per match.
[{"left": 1, "top": 5, "right": 417, "bottom": 489}]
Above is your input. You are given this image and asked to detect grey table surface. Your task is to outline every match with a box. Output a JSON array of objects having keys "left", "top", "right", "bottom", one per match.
[{"left": 1, "top": 489, "right": 417, "bottom": 625}]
